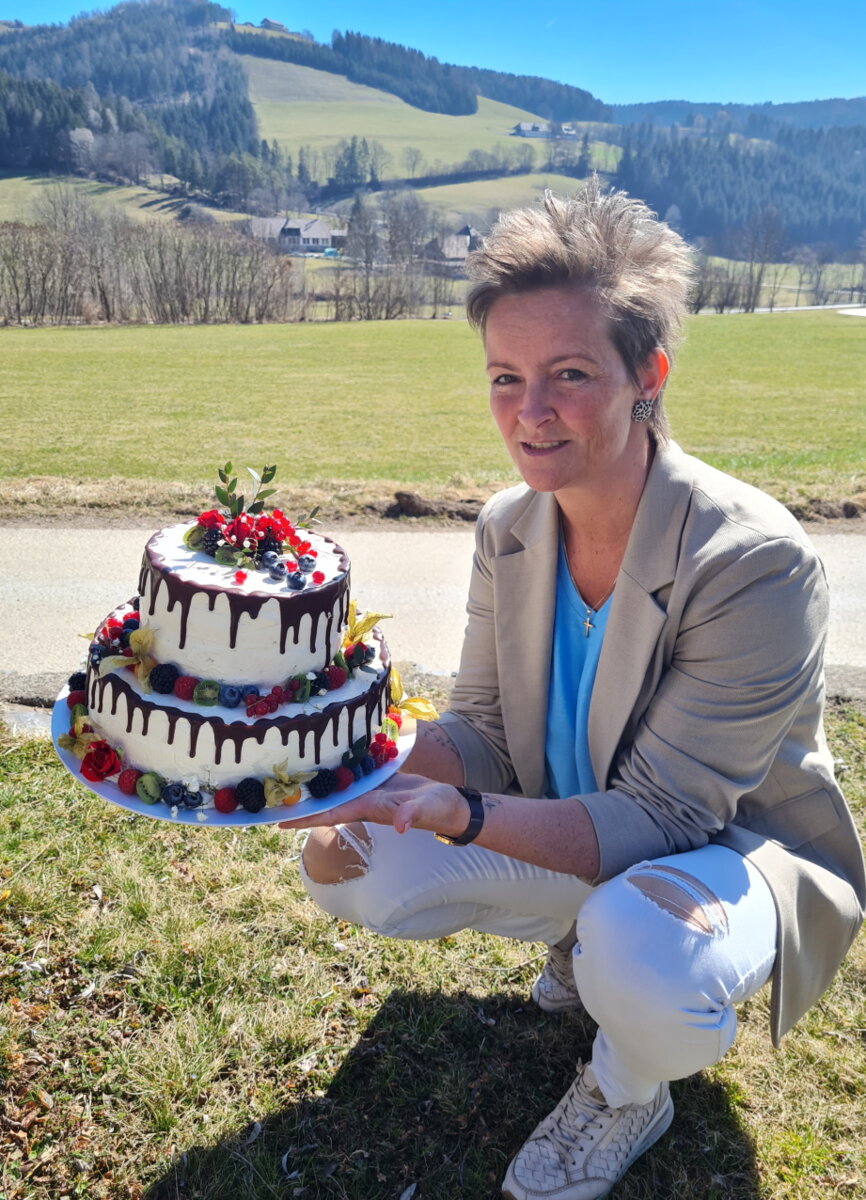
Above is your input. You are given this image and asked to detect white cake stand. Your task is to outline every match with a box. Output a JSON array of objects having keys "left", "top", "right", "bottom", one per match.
[{"left": 52, "top": 688, "right": 415, "bottom": 828}]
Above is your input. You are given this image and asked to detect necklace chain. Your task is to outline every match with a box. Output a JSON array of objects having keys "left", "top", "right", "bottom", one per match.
[{"left": 580, "top": 584, "right": 615, "bottom": 636}]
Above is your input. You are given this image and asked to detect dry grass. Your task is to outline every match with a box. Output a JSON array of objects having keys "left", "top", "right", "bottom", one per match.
[{"left": 0, "top": 701, "right": 864, "bottom": 1199}]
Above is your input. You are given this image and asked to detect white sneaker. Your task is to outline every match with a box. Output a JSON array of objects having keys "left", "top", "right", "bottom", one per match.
[
  {"left": 531, "top": 945, "right": 584, "bottom": 1014},
  {"left": 501, "top": 1063, "right": 674, "bottom": 1200}
]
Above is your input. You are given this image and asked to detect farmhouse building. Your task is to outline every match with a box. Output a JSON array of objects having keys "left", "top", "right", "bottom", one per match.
[
  {"left": 512, "top": 121, "right": 579, "bottom": 139},
  {"left": 247, "top": 217, "right": 347, "bottom": 253}
]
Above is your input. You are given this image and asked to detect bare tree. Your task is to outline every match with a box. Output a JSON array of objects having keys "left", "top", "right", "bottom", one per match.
[
  {"left": 401, "top": 146, "right": 424, "bottom": 179},
  {"left": 738, "top": 207, "right": 785, "bottom": 312}
]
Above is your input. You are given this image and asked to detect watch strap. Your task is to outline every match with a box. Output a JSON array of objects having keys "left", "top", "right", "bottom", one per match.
[{"left": 435, "top": 786, "right": 485, "bottom": 846}]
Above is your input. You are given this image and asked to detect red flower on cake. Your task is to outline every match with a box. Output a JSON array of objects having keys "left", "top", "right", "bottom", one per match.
[
  {"left": 223, "top": 515, "right": 255, "bottom": 548},
  {"left": 197, "top": 509, "right": 226, "bottom": 529},
  {"left": 81, "top": 740, "right": 122, "bottom": 782}
]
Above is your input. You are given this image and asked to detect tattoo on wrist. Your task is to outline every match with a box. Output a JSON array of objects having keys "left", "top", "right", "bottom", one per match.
[{"left": 483, "top": 797, "right": 501, "bottom": 812}]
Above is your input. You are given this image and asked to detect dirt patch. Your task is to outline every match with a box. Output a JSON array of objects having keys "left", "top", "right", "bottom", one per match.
[
  {"left": 1, "top": 476, "right": 865, "bottom": 532},
  {"left": 0, "top": 476, "right": 503, "bottom": 530}
]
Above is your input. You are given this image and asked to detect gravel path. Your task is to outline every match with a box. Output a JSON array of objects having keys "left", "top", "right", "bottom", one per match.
[{"left": 2, "top": 524, "right": 864, "bottom": 722}]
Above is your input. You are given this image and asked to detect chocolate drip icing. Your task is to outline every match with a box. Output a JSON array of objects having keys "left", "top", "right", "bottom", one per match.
[
  {"left": 89, "top": 660, "right": 390, "bottom": 777},
  {"left": 141, "top": 528, "right": 350, "bottom": 658}
]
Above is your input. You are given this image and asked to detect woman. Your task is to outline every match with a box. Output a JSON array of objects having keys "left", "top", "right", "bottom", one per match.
[{"left": 281, "top": 181, "right": 865, "bottom": 1200}]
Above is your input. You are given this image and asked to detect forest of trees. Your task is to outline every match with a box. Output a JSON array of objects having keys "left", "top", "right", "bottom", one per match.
[
  {"left": 613, "top": 123, "right": 866, "bottom": 252},
  {"left": 0, "top": 0, "right": 864, "bottom": 313}
]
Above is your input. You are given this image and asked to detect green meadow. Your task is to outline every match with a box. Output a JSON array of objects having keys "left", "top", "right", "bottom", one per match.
[
  {"left": 1, "top": 310, "right": 864, "bottom": 514},
  {"left": 1, "top": 704, "right": 864, "bottom": 1199},
  {"left": 0, "top": 171, "right": 245, "bottom": 226},
  {"left": 243, "top": 56, "right": 551, "bottom": 171}
]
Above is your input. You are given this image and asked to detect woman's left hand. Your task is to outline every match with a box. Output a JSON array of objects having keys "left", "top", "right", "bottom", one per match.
[{"left": 277, "top": 773, "right": 468, "bottom": 837}]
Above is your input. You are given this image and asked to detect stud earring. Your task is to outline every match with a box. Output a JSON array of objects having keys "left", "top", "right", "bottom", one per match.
[{"left": 631, "top": 397, "right": 653, "bottom": 423}]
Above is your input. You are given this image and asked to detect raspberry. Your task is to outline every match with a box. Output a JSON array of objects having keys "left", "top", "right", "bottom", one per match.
[
  {"left": 214, "top": 787, "right": 238, "bottom": 814},
  {"left": 66, "top": 689, "right": 87, "bottom": 709},
  {"left": 236, "top": 777, "right": 266, "bottom": 812},
  {"left": 117, "top": 768, "right": 142, "bottom": 795},
  {"left": 173, "top": 675, "right": 199, "bottom": 701},
  {"left": 325, "top": 665, "right": 348, "bottom": 690},
  {"left": 150, "top": 663, "right": 180, "bottom": 694},
  {"left": 307, "top": 769, "right": 337, "bottom": 799},
  {"left": 333, "top": 766, "right": 355, "bottom": 792}
]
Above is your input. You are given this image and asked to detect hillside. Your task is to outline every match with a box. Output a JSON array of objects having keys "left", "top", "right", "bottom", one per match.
[
  {"left": 0, "top": 171, "right": 246, "bottom": 225},
  {"left": 0, "top": 1, "right": 864, "bottom": 254},
  {"left": 243, "top": 56, "right": 551, "bottom": 174}
]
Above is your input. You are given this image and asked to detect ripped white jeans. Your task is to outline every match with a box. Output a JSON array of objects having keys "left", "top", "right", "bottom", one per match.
[{"left": 300, "top": 828, "right": 776, "bottom": 1107}]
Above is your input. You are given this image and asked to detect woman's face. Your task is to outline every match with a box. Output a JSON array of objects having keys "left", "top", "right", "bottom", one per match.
[{"left": 484, "top": 286, "right": 667, "bottom": 498}]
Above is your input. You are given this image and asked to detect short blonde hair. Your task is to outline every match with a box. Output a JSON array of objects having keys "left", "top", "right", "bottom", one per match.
[{"left": 465, "top": 178, "right": 694, "bottom": 440}]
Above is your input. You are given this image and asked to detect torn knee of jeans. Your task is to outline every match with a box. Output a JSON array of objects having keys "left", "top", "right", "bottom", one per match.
[
  {"left": 625, "top": 864, "right": 729, "bottom": 936},
  {"left": 302, "top": 823, "right": 373, "bottom": 886}
]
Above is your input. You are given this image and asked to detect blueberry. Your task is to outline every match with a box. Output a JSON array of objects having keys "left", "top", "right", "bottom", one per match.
[
  {"left": 360, "top": 754, "right": 376, "bottom": 776},
  {"left": 90, "top": 646, "right": 106, "bottom": 669},
  {"left": 268, "top": 561, "right": 288, "bottom": 581},
  {"left": 351, "top": 763, "right": 363, "bottom": 782},
  {"left": 243, "top": 685, "right": 260, "bottom": 701},
  {"left": 261, "top": 550, "right": 280, "bottom": 568},
  {"left": 219, "top": 684, "right": 242, "bottom": 708},
  {"left": 297, "top": 554, "right": 316, "bottom": 573},
  {"left": 182, "top": 789, "right": 204, "bottom": 809},
  {"left": 119, "top": 629, "right": 132, "bottom": 648},
  {"left": 122, "top": 617, "right": 140, "bottom": 631},
  {"left": 364, "top": 644, "right": 376, "bottom": 663},
  {"left": 162, "top": 782, "right": 186, "bottom": 807},
  {"left": 287, "top": 572, "right": 306, "bottom": 591}
]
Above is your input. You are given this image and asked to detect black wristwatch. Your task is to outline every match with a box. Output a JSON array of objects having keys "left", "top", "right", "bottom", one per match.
[{"left": 435, "top": 786, "right": 485, "bottom": 846}]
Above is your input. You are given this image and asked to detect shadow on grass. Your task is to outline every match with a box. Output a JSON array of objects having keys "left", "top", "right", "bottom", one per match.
[{"left": 144, "top": 988, "right": 761, "bottom": 1200}]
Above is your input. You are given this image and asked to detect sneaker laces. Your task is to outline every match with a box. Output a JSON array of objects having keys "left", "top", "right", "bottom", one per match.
[{"left": 540, "top": 1069, "right": 610, "bottom": 1158}]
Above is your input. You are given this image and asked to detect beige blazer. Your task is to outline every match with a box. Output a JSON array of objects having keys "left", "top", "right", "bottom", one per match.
[{"left": 440, "top": 440, "right": 865, "bottom": 1045}]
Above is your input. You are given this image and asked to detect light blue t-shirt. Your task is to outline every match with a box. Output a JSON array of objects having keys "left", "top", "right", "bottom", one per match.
[{"left": 544, "top": 537, "right": 611, "bottom": 799}]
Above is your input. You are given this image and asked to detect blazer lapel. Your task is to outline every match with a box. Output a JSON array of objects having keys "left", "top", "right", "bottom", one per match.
[
  {"left": 589, "top": 441, "right": 696, "bottom": 787},
  {"left": 494, "top": 491, "right": 559, "bottom": 797}
]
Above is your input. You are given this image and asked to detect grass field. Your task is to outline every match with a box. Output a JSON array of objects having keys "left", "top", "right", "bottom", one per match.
[
  {"left": 391, "top": 165, "right": 616, "bottom": 228},
  {"left": 1, "top": 701, "right": 863, "bottom": 1199},
  {"left": 243, "top": 56, "right": 554, "bottom": 173},
  {"left": 0, "top": 310, "right": 864, "bottom": 519},
  {"left": 0, "top": 173, "right": 244, "bottom": 226}
]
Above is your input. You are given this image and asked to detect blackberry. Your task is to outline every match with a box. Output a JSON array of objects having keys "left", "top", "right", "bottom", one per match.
[
  {"left": 258, "top": 535, "right": 282, "bottom": 558},
  {"left": 308, "top": 769, "right": 337, "bottom": 799},
  {"left": 150, "top": 663, "right": 180, "bottom": 694},
  {"left": 201, "top": 527, "right": 221, "bottom": 557},
  {"left": 67, "top": 671, "right": 86, "bottom": 691},
  {"left": 313, "top": 670, "right": 331, "bottom": 695},
  {"left": 236, "top": 777, "right": 266, "bottom": 813}
]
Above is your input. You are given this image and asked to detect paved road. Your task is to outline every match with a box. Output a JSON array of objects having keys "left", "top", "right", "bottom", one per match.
[{"left": 2, "top": 524, "right": 864, "bottom": 711}]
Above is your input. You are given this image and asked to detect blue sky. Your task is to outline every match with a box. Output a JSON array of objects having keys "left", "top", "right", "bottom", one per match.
[{"left": 20, "top": 1, "right": 866, "bottom": 105}]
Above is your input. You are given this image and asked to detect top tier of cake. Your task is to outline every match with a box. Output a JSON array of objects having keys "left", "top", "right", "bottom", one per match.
[{"left": 138, "top": 523, "right": 350, "bottom": 685}]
